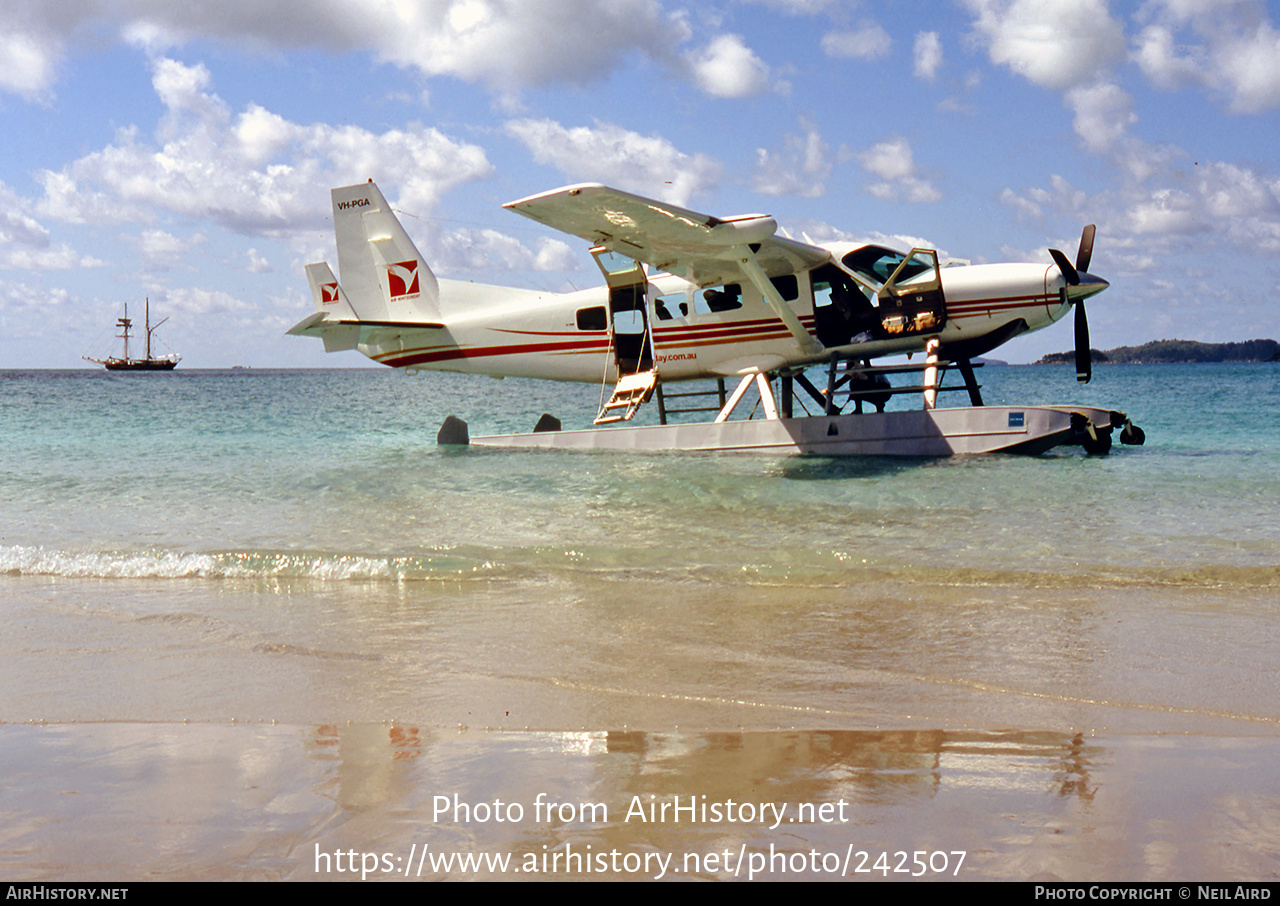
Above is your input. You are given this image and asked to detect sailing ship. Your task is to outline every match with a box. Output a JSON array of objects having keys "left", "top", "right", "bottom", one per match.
[{"left": 84, "top": 299, "right": 181, "bottom": 371}]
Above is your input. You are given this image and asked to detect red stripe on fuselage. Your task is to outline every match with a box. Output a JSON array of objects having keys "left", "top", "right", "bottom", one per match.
[
  {"left": 377, "top": 336, "right": 611, "bottom": 368},
  {"left": 945, "top": 293, "right": 1049, "bottom": 319},
  {"left": 653, "top": 316, "right": 814, "bottom": 345}
]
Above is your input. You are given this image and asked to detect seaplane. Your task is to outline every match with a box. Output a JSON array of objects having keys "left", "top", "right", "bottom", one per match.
[{"left": 289, "top": 179, "right": 1144, "bottom": 456}]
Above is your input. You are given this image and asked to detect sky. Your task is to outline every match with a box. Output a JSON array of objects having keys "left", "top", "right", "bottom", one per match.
[{"left": 2, "top": 0, "right": 1279, "bottom": 368}]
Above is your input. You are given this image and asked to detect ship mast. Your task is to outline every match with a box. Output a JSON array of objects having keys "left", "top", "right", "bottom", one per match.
[
  {"left": 143, "top": 297, "right": 168, "bottom": 363},
  {"left": 117, "top": 303, "right": 133, "bottom": 362}
]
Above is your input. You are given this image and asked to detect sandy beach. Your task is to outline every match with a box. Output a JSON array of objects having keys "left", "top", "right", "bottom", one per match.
[
  {"left": 3, "top": 570, "right": 1278, "bottom": 882},
  {"left": 4, "top": 721, "right": 1279, "bottom": 881}
]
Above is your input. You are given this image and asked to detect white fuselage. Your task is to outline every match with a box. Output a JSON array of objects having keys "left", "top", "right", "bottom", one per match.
[{"left": 355, "top": 247, "right": 1106, "bottom": 383}]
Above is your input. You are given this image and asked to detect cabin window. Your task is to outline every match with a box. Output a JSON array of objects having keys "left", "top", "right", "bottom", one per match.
[
  {"left": 769, "top": 274, "right": 799, "bottom": 301},
  {"left": 613, "top": 309, "right": 645, "bottom": 334},
  {"left": 704, "top": 276, "right": 798, "bottom": 312},
  {"left": 810, "top": 263, "right": 879, "bottom": 347},
  {"left": 576, "top": 306, "right": 607, "bottom": 331},
  {"left": 841, "top": 246, "right": 933, "bottom": 287},
  {"left": 595, "top": 250, "right": 641, "bottom": 277},
  {"left": 654, "top": 291, "right": 691, "bottom": 320},
  {"left": 703, "top": 285, "right": 742, "bottom": 312}
]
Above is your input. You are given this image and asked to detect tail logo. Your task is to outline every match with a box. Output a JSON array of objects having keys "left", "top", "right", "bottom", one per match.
[
  {"left": 321, "top": 283, "right": 340, "bottom": 304},
  {"left": 387, "top": 260, "right": 420, "bottom": 299}
]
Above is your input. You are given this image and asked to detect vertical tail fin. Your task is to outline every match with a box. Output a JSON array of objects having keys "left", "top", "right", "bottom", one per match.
[
  {"left": 332, "top": 180, "right": 442, "bottom": 324},
  {"left": 305, "top": 261, "right": 359, "bottom": 318},
  {"left": 302, "top": 262, "right": 360, "bottom": 351}
]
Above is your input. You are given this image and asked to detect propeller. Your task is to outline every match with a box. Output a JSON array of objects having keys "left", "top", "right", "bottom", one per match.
[
  {"left": 1074, "top": 287, "right": 1090, "bottom": 383},
  {"left": 1049, "top": 224, "right": 1097, "bottom": 384},
  {"left": 1076, "top": 223, "right": 1095, "bottom": 273}
]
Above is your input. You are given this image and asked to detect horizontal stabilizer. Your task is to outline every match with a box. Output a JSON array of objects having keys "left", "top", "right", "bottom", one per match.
[
  {"left": 296, "top": 257, "right": 444, "bottom": 352},
  {"left": 286, "top": 311, "right": 329, "bottom": 336},
  {"left": 286, "top": 312, "right": 443, "bottom": 347}
]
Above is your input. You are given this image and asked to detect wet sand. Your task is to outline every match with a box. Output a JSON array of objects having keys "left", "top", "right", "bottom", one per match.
[
  {"left": 3, "top": 573, "right": 1279, "bottom": 881},
  {"left": 3, "top": 723, "right": 1279, "bottom": 881}
]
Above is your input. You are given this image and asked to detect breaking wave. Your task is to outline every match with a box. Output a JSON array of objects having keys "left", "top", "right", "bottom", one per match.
[
  {"left": 2, "top": 543, "right": 1276, "bottom": 589},
  {"left": 0, "top": 544, "right": 506, "bottom": 582}
]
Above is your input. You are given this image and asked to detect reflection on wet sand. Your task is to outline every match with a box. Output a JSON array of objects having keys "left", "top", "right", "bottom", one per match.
[{"left": 9, "top": 722, "right": 1277, "bottom": 880}]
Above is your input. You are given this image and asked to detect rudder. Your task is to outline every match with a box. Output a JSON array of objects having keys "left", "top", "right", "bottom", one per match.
[
  {"left": 332, "top": 181, "right": 442, "bottom": 324},
  {"left": 302, "top": 262, "right": 361, "bottom": 351}
]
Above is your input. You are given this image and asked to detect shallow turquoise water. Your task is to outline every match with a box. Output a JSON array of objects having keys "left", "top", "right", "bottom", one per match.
[
  {"left": 3, "top": 365, "right": 1279, "bottom": 880},
  {"left": 2, "top": 365, "right": 1277, "bottom": 586}
]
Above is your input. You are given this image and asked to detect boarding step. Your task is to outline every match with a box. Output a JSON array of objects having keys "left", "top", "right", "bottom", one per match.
[{"left": 595, "top": 369, "right": 658, "bottom": 424}]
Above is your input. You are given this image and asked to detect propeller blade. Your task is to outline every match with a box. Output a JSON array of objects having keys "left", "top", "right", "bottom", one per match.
[
  {"left": 1049, "top": 247, "right": 1079, "bottom": 285},
  {"left": 1076, "top": 223, "right": 1096, "bottom": 274},
  {"left": 1075, "top": 297, "right": 1091, "bottom": 384}
]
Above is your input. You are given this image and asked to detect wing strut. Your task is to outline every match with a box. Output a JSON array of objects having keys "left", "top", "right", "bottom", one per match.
[
  {"left": 714, "top": 373, "right": 781, "bottom": 423},
  {"left": 733, "top": 245, "right": 824, "bottom": 357}
]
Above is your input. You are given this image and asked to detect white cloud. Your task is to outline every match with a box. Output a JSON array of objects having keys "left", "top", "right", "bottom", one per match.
[
  {"left": 962, "top": 0, "right": 1126, "bottom": 91},
  {"left": 753, "top": 120, "right": 834, "bottom": 198},
  {"left": 821, "top": 24, "right": 892, "bottom": 61},
  {"left": 999, "top": 187, "right": 1043, "bottom": 220},
  {"left": 0, "top": 186, "right": 55, "bottom": 249},
  {"left": 858, "top": 137, "right": 940, "bottom": 203},
  {"left": 1133, "top": 1, "right": 1280, "bottom": 113},
  {"left": 0, "top": 22, "right": 61, "bottom": 100},
  {"left": 1001, "top": 173, "right": 1092, "bottom": 223},
  {"left": 0, "top": 0, "right": 686, "bottom": 101},
  {"left": 1194, "top": 160, "right": 1280, "bottom": 219},
  {"left": 531, "top": 238, "right": 579, "bottom": 272},
  {"left": 1066, "top": 81, "right": 1137, "bottom": 153},
  {"left": 1002, "top": 149, "right": 1280, "bottom": 264},
  {"left": 0, "top": 281, "right": 71, "bottom": 312},
  {"left": 162, "top": 285, "right": 254, "bottom": 316},
  {"left": 246, "top": 248, "right": 271, "bottom": 274},
  {"left": 137, "top": 228, "right": 201, "bottom": 270},
  {"left": 964, "top": 2, "right": 1139, "bottom": 152},
  {"left": 1132, "top": 24, "right": 1204, "bottom": 91},
  {"left": 740, "top": 0, "right": 841, "bottom": 12},
  {"left": 151, "top": 56, "right": 218, "bottom": 116},
  {"left": 35, "top": 57, "right": 493, "bottom": 236},
  {"left": 234, "top": 105, "right": 300, "bottom": 167},
  {"left": 504, "top": 118, "right": 721, "bottom": 207},
  {"left": 0, "top": 243, "right": 90, "bottom": 272},
  {"left": 377, "top": 0, "right": 682, "bottom": 95},
  {"left": 1125, "top": 188, "right": 1204, "bottom": 235},
  {"left": 0, "top": 181, "right": 97, "bottom": 271},
  {"left": 0, "top": 282, "right": 77, "bottom": 347},
  {"left": 860, "top": 138, "right": 914, "bottom": 182},
  {"left": 913, "top": 32, "right": 943, "bottom": 81},
  {"left": 1213, "top": 19, "right": 1280, "bottom": 113},
  {"left": 687, "top": 34, "right": 771, "bottom": 98},
  {"left": 438, "top": 229, "right": 578, "bottom": 274}
]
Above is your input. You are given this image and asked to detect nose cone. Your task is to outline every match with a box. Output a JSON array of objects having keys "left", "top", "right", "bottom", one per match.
[{"left": 1068, "top": 272, "right": 1109, "bottom": 301}]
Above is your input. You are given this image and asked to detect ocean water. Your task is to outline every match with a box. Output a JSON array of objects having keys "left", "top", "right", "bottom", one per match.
[{"left": 2, "top": 364, "right": 1279, "bottom": 880}]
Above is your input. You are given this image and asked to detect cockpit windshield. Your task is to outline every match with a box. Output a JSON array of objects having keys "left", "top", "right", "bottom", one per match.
[{"left": 841, "top": 246, "right": 933, "bottom": 288}]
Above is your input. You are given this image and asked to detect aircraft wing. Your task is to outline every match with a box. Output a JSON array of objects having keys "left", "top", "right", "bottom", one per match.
[{"left": 504, "top": 184, "right": 831, "bottom": 288}]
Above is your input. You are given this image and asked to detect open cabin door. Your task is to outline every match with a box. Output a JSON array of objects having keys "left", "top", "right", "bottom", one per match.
[
  {"left": 875, "top": 248, "right": 946, "bottom": 337},
  {"left": 592, "top": 248, "right": 653, "bottom": 376},
  {"left": 591, "top": 248, "right": 657, "bottom": 424}
]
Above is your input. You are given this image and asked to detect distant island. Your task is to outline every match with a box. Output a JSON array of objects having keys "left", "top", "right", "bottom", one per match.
[{"left": 1038, "top": 339, "right": 1280, "bottom": 364}]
